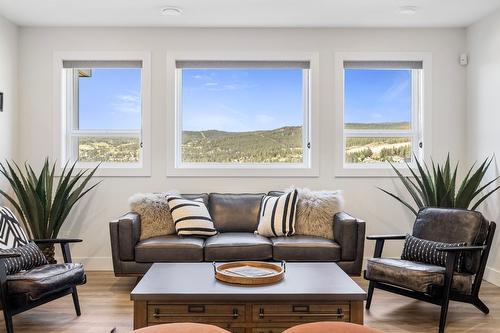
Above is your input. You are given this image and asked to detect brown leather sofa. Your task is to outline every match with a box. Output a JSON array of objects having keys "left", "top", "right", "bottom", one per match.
[{"left": 109, "top": 192, "right": 365, "bottom": 276}]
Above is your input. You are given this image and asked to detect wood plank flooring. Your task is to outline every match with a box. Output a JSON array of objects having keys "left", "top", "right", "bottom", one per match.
[{"left": 1, "top": 271, "right": 498, "bottom": 333}]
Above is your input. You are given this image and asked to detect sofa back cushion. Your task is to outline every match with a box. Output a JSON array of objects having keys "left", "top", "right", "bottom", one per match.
[
  {"left": 412, "top": 207, "right": 489, "bottom": 274},
  {"left": 209, "top": 193, "right": 265, "bottom": 232},
  {"left": 182, "top": 193, "right": 209, "bottom": 207}
]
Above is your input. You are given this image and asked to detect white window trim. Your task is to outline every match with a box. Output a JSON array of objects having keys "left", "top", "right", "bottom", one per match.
[
  {"left": 166, "top": 52, "right": 320, "bottom": 178},
  {"left": 52, "top": 51, "right": 152, "bottom": 177},
  {"left": 333, "top": 52, "right": 432, "bottom": 178}
]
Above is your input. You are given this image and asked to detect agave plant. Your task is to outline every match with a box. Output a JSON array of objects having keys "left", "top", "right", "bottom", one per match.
[
  {"left": 0, "top": 158, "right": 100, "bottom": 263},
  {"left": 379, "top": 155, "right": 500, "bottom": 215}
]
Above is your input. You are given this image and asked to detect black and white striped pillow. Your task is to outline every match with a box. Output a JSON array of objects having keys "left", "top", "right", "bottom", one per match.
[
  {"left": 257, "top": 190, "right": 298, "bottom": 237},
  {"left": 167, "top": 196, "right": 217, "bottom": 237},
  {"left": 0, "top": 242, "right": 48, "bottom": 275}
]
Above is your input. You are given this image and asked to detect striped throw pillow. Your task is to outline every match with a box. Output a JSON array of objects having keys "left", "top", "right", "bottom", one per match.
[
  {"left": 401, "top": 234, "right": 466, "bottom": 272},
  {"left": 257, "top": 190, "right": 298, "bottom": 237},
  {"left": 167, "top": 196, "right": 217, "bottom": 237},
  {"left": 0, "top": 242, "right": 48, "bottom": 275}
]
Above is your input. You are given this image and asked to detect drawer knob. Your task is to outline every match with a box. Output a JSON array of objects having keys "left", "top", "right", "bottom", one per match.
[{"left": 232, "top": 308, "right": 239, "bottom": 319}]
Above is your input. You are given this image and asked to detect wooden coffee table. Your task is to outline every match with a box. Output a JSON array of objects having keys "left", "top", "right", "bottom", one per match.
[{"left": 131, "top": 262, "right": 367, "bottom": 333}]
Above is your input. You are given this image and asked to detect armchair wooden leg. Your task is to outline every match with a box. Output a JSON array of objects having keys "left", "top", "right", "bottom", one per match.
[
  {"left": 71, "top": 286, "right": 82, "bottom": 316},
  {"left": 3, "top": 310, "right": 14, "bottom": 333},
  {"left": 473, "top": 297, "right": 489, "bottom": 314},
  {"left": 366, "top": 281, "right": 375, "bottom": 310}
]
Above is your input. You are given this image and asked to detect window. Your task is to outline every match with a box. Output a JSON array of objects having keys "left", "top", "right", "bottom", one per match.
[
  {"left": 341, "top": 60, "right": 424, "bottom": 170},
  {"left": 175, "top": 60, "right": 311, "bottom": 170},
  {"left": 60, "top": 58, "right": 150, "bottom": 174}
]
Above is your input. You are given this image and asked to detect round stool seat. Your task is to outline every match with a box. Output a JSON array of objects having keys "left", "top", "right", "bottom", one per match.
[
  {"left": 283, "top": 322, "right": 383, "bottom": 333},
  {"left": 133, "top": 323, "right": 231, "bottom": 333}
]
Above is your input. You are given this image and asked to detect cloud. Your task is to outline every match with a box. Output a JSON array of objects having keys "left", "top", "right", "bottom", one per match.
[
  {"left": 112, "top": 93, "right": 141, "bottom": 113},
  {"left": 380, "top": 79, "right": 409, "bottom": 102}
]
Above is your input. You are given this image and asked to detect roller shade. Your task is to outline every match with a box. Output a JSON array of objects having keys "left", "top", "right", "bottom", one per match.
[
  {"left": 176, "top": 60, "right": 310, "bottom": 69},
  {"left": 62, "top": 60, "right": 143, "bottom": 68},
  {"left": 344, "top": 60, "right": 423, "bottom": 69}
]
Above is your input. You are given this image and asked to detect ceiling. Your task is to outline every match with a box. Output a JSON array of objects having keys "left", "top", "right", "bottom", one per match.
[{"left": 0, "top": 0, "right": 499, "bottom": 28}]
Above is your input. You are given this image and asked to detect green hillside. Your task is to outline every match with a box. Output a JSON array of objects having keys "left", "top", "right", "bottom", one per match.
[
  {"left": 182, "top": 126, "right": 303, "bottom": 163},
  {"left": 76, "top": 122, "right": 412, "bottom": 164},
  {"left": 345, "top": 122, "right": 410, "bottom": 130}
]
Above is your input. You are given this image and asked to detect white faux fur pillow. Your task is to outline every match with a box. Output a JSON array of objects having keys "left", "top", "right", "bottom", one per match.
[
  {"left": 129, "top": 192, "right": 179, "bottom": 240},
  {"left": 287, "top": 187, "right": 344, "bottom": 240}
]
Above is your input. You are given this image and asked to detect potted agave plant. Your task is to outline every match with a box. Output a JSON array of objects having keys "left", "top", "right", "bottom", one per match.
[
  {"left": 379, "top": 154, "right": 500, "bottom": 215},
  {"left": 0, "top": 158, "right": 100, "bottom": 263}
]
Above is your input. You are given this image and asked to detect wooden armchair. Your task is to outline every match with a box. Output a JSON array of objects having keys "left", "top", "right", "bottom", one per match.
[
  {"left": 0, "top": 207, "right": 86, "bottom": 333},
  {"left": 364, "top": 207, "right": 496, "bottom": 333}
]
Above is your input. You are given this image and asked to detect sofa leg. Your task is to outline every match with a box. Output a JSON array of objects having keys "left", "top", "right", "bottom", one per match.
[
  {"left": 3, "top": 310, "right": 14, "bottom": 333},
  {"left": 473, "top": 297, "right": 489, "bottom": 314},
  {"left": 72, "top": 286, "right": 82, "bottom": 316},
  {"left": 365, "top": 281, "right": 375, "bottom": 310}
]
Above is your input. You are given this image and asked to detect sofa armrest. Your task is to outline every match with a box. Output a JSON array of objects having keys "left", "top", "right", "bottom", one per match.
[
  {"left": 334, "top": 212, "right": 365, "bottom": 261},
  {"left": 110, "top": 212, "right": 141, "bottom": 262}
]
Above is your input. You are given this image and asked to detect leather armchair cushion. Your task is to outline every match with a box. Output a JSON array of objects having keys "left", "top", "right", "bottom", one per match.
[
  {"left": 135, "top": 236, "right": 204, "bottom": 263},
  {"left": 413, "top": 208, "right": 489, "bottom": 274},
  {"left": 204, "top": 232, "right": 272, "bottom": 261},
  {"left": 271, "top": 236, "right": 341, "bottom": 261},
  {"left": 365, "top": 258, "right": 473, "bottom": 294},
  {"left": 7, "top": 263, "right": 85, "bottom": 301},
  {"left": 209, "top": 193, "right": 264, "bottom": 232}
]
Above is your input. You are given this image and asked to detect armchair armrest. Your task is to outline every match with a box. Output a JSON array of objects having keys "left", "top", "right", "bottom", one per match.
[
  {"left": 34, "top": 238, "right": 82, "bottom": 244},
  {"left": 34, "top": 238, "right": 82, "bottom": 264},
  {"left": 436, "top": 245, "right": 486, "bottom": 252},
  {"left": 367, "top": 234, "right": 406, "bottom": 240},
  {"left": 367, "top": 234, "right": 406, "bottom": 258}
]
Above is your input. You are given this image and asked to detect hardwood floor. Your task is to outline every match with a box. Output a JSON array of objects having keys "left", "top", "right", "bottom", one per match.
[{"left": 1, "top": 271, "right": 498, "bottom": 333}]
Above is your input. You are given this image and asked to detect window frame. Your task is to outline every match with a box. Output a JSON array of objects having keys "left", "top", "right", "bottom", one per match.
[
  {"left": 334, "top": 52, "right": 432, "bottom": 178},
  {"left": 166, "top": 52, "right": 320, "bottom": 178},
  {"left": 53, "top": 51, "right": 152, "bottom": 177}
]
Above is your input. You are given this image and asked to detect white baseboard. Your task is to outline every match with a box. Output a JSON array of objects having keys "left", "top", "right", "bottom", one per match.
[{"left": 484, "top": 266, "right": 500, "bottom": 287}]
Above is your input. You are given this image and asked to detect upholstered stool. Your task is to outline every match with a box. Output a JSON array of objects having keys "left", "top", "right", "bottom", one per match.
[
  {"left": 283, "top": 322, "right": 383, "bottom": 333},
  {"left": 133, "top": 323, "right": 231, "bottom": 333}
]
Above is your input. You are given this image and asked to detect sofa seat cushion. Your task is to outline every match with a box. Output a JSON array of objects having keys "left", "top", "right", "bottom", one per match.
[
  {"left": 135, "top": 236, "right": 204, "bottom": 263},
  {"left": 204, "top": 233, "right": 272, "bottom": 261},
  {"left": 7, "top": 263, "right": 85, "bottom": 300},
  {"left": 365, "top": 258, "right": 473, "bottom": 294},
  {"left": 271, "top": 236, "right": 341, "bottom": 261}
]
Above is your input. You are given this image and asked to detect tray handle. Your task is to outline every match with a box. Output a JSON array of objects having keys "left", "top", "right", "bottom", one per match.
[{"left": 281, "top": 260, "right": 286, "bottom": 273}]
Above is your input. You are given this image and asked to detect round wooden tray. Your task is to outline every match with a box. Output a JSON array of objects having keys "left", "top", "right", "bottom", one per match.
[{"left": 213, "top": 261, "right": 286, "bottom": 285}]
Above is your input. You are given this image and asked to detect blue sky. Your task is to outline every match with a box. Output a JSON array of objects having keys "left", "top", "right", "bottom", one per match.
[
  {"left": 181, "top": 68, "right": 303, "bottom": 132},
  {"left": 344, "top": 69, "right": 411, "bottom": 124},
  {"left": 78, "top": 67, "right": 411, "bottom": 132},
  {"left": 79, "top": 68, "right": 141, "bottom": 130}
]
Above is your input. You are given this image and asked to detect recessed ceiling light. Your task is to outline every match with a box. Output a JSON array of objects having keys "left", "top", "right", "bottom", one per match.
[
  {"left": 399, "top": 6, "right": 419, "bottom": 15},
  {"left": 161, "top": 6, "right": 183, "bottom": 16}
]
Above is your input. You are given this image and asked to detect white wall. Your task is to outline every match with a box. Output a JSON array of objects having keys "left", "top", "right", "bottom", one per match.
[
  {"left": 0, "top": 15, "right": 18, "bottom": 198},
  {"left": 17, "top": 27, "right": 467, "bottom": 270},
  {"left": 467, "top": 9, "right": 500, "bottom": 286}
]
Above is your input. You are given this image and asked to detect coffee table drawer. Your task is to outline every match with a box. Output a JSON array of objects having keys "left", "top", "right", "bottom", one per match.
[
  {"left": 252, "top": 304, "right": 350, "bottom": 322},
  {"left": 148, "top": 304, "right": 245, "bottom": 323},
  {"left": 252, "top": 328, "right": 287, "bottom": 333}
]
